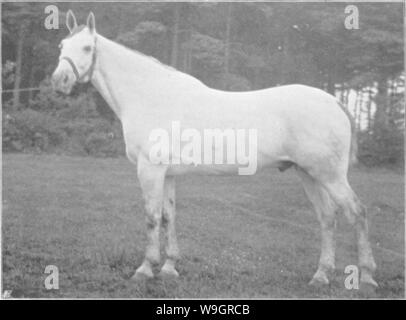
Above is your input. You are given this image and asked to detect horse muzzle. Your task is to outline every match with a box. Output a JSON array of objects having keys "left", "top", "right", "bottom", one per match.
[{"left": 51, "top": 65, "right": 75, "bottom": 94}]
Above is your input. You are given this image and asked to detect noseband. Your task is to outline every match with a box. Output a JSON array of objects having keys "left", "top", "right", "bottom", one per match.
[{"left": 60, "top": 37, "right": 97, "bottom": 83}]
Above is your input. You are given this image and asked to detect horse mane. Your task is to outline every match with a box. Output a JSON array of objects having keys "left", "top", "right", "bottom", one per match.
[
  {"left": 65, "top": 25, "right": 205, "bottom": 86},
  {"left": 102, "top": 34, "right": 206, "bottom": 86},
  {"left": 118, "top": 43, "right": 179, "bottom": 74}
]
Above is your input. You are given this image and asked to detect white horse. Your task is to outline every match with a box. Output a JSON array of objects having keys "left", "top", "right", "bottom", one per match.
[{"left": 52, "top": 11, "right": 377, "bottom": 287}]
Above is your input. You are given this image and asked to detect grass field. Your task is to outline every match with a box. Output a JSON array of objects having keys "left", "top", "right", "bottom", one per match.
[{"left": 2, "top": 153, "right": 404, "bottom": 298}]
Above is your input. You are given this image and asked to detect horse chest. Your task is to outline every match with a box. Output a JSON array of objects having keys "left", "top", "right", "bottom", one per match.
[
  {"left": 122, "top": 120, "right": 159, "bottom": 164},
  {"left": 121, "top": 125, "right": 143, "bottom": 164}
]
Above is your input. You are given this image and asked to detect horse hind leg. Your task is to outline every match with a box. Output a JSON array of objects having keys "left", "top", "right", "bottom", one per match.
[
  {"left": 322, "top": 177, "right": 378, "bottom": 287},
  {"left": 158, "top": 175, "right": 180, "bottom": 279},
  {"left": 296, "top": 167, "right": 337, "bottom": 285}
]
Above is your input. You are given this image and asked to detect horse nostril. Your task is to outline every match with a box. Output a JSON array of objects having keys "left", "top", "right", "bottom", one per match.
[
  {"left": 63, "top": 75, "right": 69, "bottom": 84},
  {"left": 51, "top": 75, "right": 60, "bottom": 89}
]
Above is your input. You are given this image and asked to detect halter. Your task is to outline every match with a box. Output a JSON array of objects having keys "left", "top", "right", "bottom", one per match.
[{"left": 60, "top": 36, "right": 97, "bottom": 83}]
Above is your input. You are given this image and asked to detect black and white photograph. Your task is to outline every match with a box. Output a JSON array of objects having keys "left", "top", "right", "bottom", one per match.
[{"left": 1, "top": 0, "right": 404, "bottom": 301}]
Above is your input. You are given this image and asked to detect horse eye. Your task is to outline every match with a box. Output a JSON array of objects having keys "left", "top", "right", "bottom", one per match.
[{"left": 83, "top": 46, "right": 92, "bottom": 53}]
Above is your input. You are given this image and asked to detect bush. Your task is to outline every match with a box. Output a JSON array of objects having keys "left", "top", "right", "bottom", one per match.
[
  {"left": 3, "top": 109, "right": 65, "bottom": 152},
  {"left": 84, "top": 131, "right": 124, "bottom": 157},
  {"left": 358, "top": 129, "right": 404, "bottom": 167},
  {"left": 3, "top": 109, "right": 125, "bottom": 157},
  {"left": 3, "top": 83, "right": 126, "bottom": 157},
  {"left": 30, "top": 82, "right": 100, "bottom": 120}
]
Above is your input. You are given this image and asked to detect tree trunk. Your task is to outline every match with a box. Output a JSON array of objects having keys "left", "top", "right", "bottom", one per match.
[
  {"left": 367, "top": 88, "right": 373, "bottom": 133},
  {"left": 183, "top": 29, "right": 192, "bottom": 73},
  {"left": 253, "top": 68, "right": 260, "bottom": 89},
  {"left": 170, "top": 4, "right": 180, "bottom": 68},
  {"left": 358, "top": 89, "right": 364, "bottom": 130},
  {"left": 344, "top": 88, "right": 350, "bottom": 108},
  {"left": 340, "top": 83, "right": 345, "bottom": 104},
  {"left": 182, "top": 4, "right": 192, "bottom": 73},
  {"left": 281, "top": 32, "right": 292, "bottom": 85},
  {"left": 223, "top": 4, "right": 232, "bottom": 80},
  {"left": 326, "top": 67, "right": 336, "bottom": 96},
  {"left": 12, "top": 24, "right": 26, "bottom": 111},
  {"left": 389, "top": 78, "right": 397, "bottom": 120},
  {"left": 354, "top": 90, "right": 360, "bottom": 131},
  {"left": 374, "top": 74, "right": 389, "bottom": 135},
  {"left": 27, "top": 68, "right": 35, "bottom": 102}
]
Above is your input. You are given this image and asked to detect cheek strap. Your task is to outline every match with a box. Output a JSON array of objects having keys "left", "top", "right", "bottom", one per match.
[{"left": 60, "top": 56, "right": 80, "bottom": 80}]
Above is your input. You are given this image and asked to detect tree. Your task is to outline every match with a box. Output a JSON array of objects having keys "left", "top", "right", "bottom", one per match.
[
  {"left": 1, "top": 2, "right": 403, "bottom": 165},
  {"left": 170, "top": 4, "right": 181, "bottom": 68},
  {"left": 2, "top": 3, "right": 42, "bottom": 110}
]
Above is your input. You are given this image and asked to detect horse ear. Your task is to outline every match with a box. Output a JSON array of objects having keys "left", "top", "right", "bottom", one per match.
[
  {"left": 87, "top": 12, "right": 96, "bottom": 34},
  {"left": 66, "top": 10, "right": 77, "bottom": 33}
]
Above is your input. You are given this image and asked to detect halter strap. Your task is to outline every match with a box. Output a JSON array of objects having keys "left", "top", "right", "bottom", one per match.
[{"left": 60, "top": 37, "right": 97, "bottom": 83}]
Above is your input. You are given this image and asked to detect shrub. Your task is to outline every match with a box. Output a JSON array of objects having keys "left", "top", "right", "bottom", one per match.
[
  {"left": 2, "top": 82, "right": 126, "bottom": 157},
  {"left": 84, "top": 131, "right": 124, "bottom": 157},
  {"left": 358, "top": 129, "right": 404, "bottom": 167},
  {"left": 3, "top": 109, "right": 65, "bottom": 152}
]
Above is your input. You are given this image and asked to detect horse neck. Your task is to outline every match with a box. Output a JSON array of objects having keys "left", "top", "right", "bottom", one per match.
[{"left": 91, "top": 34, "right": 170, "bottom": 119}]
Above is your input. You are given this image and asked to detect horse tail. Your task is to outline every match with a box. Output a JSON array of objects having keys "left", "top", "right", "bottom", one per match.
[{"left": 338, "top": 100, "right": 358, "bottom": 165}]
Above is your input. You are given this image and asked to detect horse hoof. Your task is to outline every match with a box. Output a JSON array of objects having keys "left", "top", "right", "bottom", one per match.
[
  {"left": 359, "top": 281, "right": 378, "bottom": 298},
  {"left": 158, "top": 268, "right": 179, "bottom": 280},
  {"left": 360, "top": 273, "right": 378, "bottom": 288},
  {"left": 309, "top": 276, "right": 329, "bottom": 286},
  {"left": 131, "top": 270, "right": 153, "bottom": 282}
]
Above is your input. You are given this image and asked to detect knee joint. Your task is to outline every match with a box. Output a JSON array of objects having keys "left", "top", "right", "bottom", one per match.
[
  {"left": 146, "top": 215, "right": 159, "bottom": 230},
  {"left": 162, "top": 211, "right": 170, "bottom": 229},
  {"left": 358, "top": 203, "right": 367, "bottom": 219}
]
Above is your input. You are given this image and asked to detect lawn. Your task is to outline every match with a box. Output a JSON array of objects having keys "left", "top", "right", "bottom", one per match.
[{"left": 2, "top": 153, "right": 404, "bottom": 298}]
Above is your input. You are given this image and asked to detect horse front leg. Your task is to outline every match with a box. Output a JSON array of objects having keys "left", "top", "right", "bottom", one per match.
[
  {"left": 158, "top": 175, "right": 180, "bottom": 278},
  {"left": 132, "top": 157, "right": 167, "bottom": 281}
]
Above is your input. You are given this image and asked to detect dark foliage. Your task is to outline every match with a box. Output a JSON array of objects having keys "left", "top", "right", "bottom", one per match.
[{"left": 2, "top": 2, "right": 404, "bottom": 166}]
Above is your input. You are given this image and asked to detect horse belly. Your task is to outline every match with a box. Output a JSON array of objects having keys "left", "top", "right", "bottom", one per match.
[
  {"left": 167, "top": 163, "right": 241, "bottom": 176},
  {"left": 166, "top": 150, "right": 290, "bottom": 176}
]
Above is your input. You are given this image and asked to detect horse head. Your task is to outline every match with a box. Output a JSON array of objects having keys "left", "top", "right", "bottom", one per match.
[{"left": 52, "top": 10, "right": 97, "bottom": 94}]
